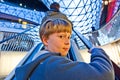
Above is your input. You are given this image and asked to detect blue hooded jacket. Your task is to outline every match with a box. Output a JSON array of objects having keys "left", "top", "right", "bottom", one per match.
[{"left": 15, "top": 48, "right": 114, "bottom": 80}]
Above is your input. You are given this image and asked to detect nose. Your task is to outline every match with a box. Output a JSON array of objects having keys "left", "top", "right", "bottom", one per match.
[{"left": 64, "top": 39, "right": 70, "bottom": 45}]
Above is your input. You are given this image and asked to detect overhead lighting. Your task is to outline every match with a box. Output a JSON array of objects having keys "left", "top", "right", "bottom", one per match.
[
  {"left": 18, "top": 19, "right": 22, "bottom": 23},
  {"left": 24, "top": 5, "right": 26, "bottom": 8},
  {"left": 0, "top": 0, "right": 4, "bottom": 2},
  {"left": 19, "top": 3, "right": 22, "bottom": 6},
  {"left": 104, "top": 1, "right": 109, "bottom": 5},
  {"left": 22, "top": 22, "right": 27, "bottom": 29},
  {"left": 34, "top": 9, "right": 36, "bottom": 11}
]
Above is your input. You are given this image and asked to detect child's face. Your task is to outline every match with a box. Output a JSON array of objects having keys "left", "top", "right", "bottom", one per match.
[{"left": 43, "top": 32, "right": 71, "bottom": 56}]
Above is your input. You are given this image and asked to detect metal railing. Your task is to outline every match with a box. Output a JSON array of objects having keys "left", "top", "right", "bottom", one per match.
[
  {"left": 0, "top": 23, "right": 41, "bottom": 79},
  {"left": 0, "top": 24, "right": 41, "bottom": 52},
  {"left": 4, "top": 43, "right": 44, "bottom": 80},
  {"left": 74, "top": 9, "right": 120, "bottom": 49},
  {"left": 86, "top": 9, "right": 120, "bottom": 46}
]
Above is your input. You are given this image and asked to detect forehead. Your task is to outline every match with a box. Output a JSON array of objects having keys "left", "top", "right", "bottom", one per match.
[
  {"left": 49, "top": 32, "right": 71, "bottom": 37},
  {"left": 56, "top": 32, "right": 71, "bottom": 34}
]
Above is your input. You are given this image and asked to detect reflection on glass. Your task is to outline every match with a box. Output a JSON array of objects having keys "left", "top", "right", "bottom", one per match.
[{"left": 87, "top": 10, "right": 120, "bottom": 46}]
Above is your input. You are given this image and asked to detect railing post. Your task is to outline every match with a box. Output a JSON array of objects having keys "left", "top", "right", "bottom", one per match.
[{"left": 0, "top": 32, "right": 4, "bottom": 51}]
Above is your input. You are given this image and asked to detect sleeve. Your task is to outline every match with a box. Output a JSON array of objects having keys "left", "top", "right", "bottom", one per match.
[{"left": 45, "top": 48, "right": 115, "bottom": 80}]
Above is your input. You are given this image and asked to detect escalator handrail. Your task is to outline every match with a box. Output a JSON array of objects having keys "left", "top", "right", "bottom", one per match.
[
  {"left": 0, "top": 24, "right": 36, "bottom": 44},
  {"left": 73, "top": 28, "right": 120, "bottom": 79},
  {"left": 83, "top": 9, "right": 120, "bottom": 35}
]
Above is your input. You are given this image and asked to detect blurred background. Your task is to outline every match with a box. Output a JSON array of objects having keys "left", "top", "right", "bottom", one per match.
[{"left": 0, "top": 0, "right": 120, "bottom": 79}]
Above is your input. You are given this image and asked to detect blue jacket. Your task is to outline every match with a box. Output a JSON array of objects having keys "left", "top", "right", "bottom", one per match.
[{"left": 15, "top": 48, "right": 114, "bottom": 80}]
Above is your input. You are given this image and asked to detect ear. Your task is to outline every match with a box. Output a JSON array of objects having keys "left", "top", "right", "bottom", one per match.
[{"left": 42, "top": 36, "right": 48, "bottom": 46}]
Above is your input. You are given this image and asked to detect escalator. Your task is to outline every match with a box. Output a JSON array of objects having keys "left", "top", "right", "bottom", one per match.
[
  {"left": 73, "top": 10, "right": 120, "bottom": 80},
  {"left": 2, "top": 8, "right": 120, "bottom": 80},
  {"left": 0, "top": 23, "right": 41, "bottom": 79},
  {"left": 4, "top": 39, "right": 84, "bottom": 80},
  {"left": 4, "top": 30, "right": 120, "bottom": 80},
  {"left": 5, "top": 42, "right": 43, "bottom": 80},
  {"left": 73, "top": 29, "right": 120, "bottom": 79}
]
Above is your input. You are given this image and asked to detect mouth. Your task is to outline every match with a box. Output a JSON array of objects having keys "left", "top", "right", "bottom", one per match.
[{"left": 63, "top": 48, "right": 69, "bottom": 51}]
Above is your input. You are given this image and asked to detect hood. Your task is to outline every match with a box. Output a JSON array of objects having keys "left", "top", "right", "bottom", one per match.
[
  {"left": 15, "top": 53, "right": 52, "bottom": 80},
  {"left": 15, "top": 61, "right": 35, "bottom": 80}
]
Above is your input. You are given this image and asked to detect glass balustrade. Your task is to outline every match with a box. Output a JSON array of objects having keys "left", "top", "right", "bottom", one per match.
[{"left": 82, "top": 10, "right": 120, "bottom": 47}]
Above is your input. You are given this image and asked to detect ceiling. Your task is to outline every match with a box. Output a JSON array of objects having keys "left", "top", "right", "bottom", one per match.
[
  {"left": 0, "top": 12, "right": 39, "bottom": 25},
  {"left": 0, "top": 0, "right": 49, "bottom": 25},
  {"left": 0, "top": 0, "right": 102, "bottom": 34},
  {"left": 3, "top": 0, "right": 49, "bottom": 12},
  {"left": 0, "top": 0, "right": 119, "bottom": 48}
]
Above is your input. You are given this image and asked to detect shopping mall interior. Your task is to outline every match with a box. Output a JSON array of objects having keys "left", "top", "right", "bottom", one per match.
[{"left": 0, "top": 0, "right": 120, "bottom": 80}]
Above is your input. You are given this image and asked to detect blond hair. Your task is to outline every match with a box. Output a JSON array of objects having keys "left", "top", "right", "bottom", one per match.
[{"left": 39, "top": 19, "right": 72, "bottom": 41}]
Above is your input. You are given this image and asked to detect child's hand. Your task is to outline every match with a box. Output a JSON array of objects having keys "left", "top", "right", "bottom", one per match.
[{"left": 88, "top": 46, "right": 100, "bottom": 53}]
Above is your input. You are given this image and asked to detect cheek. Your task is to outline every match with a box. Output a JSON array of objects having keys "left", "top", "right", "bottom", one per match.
[
  {"left": 47, "top": 39, "right": 57, "bottom": 47},
  {"left": 48, "top": 39, "right": 62, "bottom": 49},
  {"left": 49, "top": 39, "right": 60, "bottom": 47}
]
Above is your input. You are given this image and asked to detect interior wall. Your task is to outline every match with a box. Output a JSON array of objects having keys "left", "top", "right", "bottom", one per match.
[
  {"left": 79, "top": 40, "right": 120, "bottom": 65},
  {"left": 0, "top": 51, "right": 26, "bottom": 77}
]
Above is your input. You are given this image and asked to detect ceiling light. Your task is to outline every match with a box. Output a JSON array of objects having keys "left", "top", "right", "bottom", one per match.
[{"left": 19, "top": 3, "right": 22, "bottom": 6}]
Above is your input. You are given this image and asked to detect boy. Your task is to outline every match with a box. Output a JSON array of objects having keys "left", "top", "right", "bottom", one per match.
[{"left": 15, "top": 19, "right": 114, "bottom": 80}]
